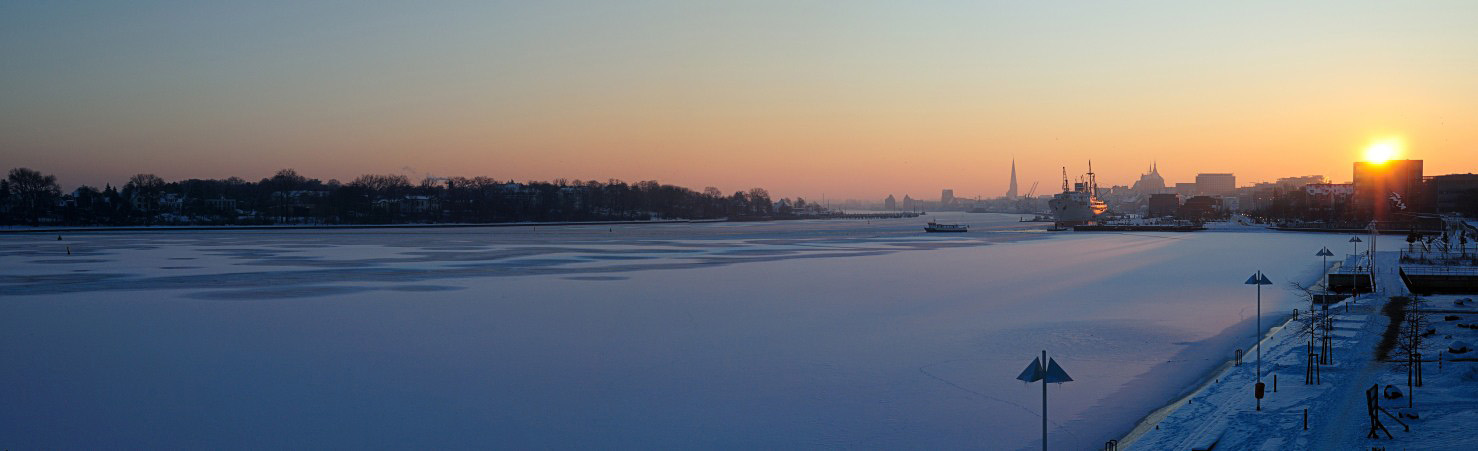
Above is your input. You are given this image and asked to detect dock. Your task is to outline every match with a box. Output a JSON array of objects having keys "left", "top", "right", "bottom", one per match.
[{"left": 1072, "top": 224, "right": 1205, "bottom": 232}]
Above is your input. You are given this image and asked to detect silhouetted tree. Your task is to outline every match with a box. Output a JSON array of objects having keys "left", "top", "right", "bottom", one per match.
[{"left": 7, "top": 168, "right": 61, "bottom": 225}]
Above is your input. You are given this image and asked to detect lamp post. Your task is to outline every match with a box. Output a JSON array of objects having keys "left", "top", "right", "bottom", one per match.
[
  {"left": 1245, "top": 270, "right": 1272, "bottom": 410},
  {"left": 1317, "top": 247, "right": 1334, "bottom": 295},
  {"left": 1350, "top": 236, "right": 1363, "bottom": 261},
  {"left": 1016, "top": 351, "right": 1073, "bottom": 451}
]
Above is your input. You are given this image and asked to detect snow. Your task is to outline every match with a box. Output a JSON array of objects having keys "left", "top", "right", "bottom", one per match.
[
  {"left": 1, "top": 214, "right": 1371, "bottom": 449},
  {"left": 1125, "top": 250, "right": 1478, "bottom": 450}
]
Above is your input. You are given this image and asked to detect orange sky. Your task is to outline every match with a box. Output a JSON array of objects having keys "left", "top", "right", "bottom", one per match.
[{"left": 3, "top": 1, "right": 1477, "bottom": 200}]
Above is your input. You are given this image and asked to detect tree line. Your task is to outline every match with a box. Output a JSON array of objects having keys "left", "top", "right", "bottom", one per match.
[{"left": 1, "top": 167, "right": 804, "bottom": 226}]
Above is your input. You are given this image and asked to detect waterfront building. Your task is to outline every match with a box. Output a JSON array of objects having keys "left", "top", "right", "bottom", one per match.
[
  {"left": 1147, "top": 193, "right": 1180, "bottom": 218},
  {"left": 1178, "top": 195, "right": 1224, "bottom": 220}
]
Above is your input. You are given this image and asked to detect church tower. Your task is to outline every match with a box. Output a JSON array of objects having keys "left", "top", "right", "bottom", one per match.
[{"left": 1006, "top": 159, "right": 1019, "bottom": 200}]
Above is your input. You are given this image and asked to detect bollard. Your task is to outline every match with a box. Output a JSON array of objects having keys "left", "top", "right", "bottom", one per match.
[
  {"left": 1304, "top": 408, "right": 1308, "bottom": 430},
  {"left": 1274, "top": 374, "right": 1278, "bottom": 392}
]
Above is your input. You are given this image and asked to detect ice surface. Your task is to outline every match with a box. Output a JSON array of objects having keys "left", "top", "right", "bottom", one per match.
[{"left": 0, "top": 214, "right": 1359, "bottom": 449}]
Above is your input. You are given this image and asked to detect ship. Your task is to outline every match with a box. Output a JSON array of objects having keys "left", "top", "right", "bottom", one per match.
[
  {"left": 924, "top": 221, "right": 969, "bottom": 233},
  {"left": 1048, "top": 163, "right": 1108, "bottom": 226}
]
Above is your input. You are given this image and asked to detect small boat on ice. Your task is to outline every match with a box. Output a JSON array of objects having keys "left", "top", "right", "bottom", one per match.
[{"left": 924, "top": 221, "right": 968, "bottom": 233}]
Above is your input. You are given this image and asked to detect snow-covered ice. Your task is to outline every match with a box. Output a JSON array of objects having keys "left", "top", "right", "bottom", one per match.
[{"left": 1, "top": 213, "right": 1359, "bottom": 449}]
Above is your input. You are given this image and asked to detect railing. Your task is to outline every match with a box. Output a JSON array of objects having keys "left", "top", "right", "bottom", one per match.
[
  {"left": 1399, "top": 250, "right": 1478, "bottom": 263},
  {"left": 1399, "top": 265, "right": 1478, "bottom": 277}
]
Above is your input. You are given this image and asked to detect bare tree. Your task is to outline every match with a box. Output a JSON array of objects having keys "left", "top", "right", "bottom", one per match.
[
  {"left": 349, "top": 174, "right": 411, "bottom": 195},
  {"left": 125, "top": 173, "right": 166, "bottom": 225},
  {"left": 7, "top": 168, "right": 61, "bottom": 225},
  {"left": 1388, "top": 295, "right": 1433, "bottom": 407},
  {"left": 1288, "top": 282, "right": 1329, "bottom": 383}
]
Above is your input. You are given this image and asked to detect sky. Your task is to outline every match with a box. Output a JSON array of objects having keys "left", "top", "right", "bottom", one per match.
[{"left": 3, "top": 1, "right": 1478, "bottom": 200}]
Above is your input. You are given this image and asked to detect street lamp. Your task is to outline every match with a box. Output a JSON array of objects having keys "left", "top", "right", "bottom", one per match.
[
  {"left": 1245, "top": 270, "right": 1272, "bottom": 410},
  {"left": 1317, "top": 247, "right": 1334, "bottom": 295},
  {"left": 1016, "top": 351, "right": 1073, "bottom": 451},
  {"left": 1350, "top": 236, "right": 1363, "bottom": 261}
]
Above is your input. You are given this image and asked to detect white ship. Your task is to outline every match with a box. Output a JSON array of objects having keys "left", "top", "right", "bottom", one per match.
[
  {"left": 1048, "top": 163, "right": 1108, "bottom": 225},
  {"left": 924, "top": 221, "right": 969, "bottom": 233}
]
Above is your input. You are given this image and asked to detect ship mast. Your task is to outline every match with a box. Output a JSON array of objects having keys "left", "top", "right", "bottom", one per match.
[
  {"left": 1087, "top": 160, "right": 1097, "bottom": 197},
  {"left": 1061, "top": 167, "right": 1069, "bottom": 193}
]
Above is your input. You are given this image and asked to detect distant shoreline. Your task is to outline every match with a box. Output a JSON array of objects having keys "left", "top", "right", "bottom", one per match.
[
  {"left": 0, "top": 212, "right": 944, "bottom": 234},
  {"left": 0, "top": 219, "right": 721, "bottom": 234}
]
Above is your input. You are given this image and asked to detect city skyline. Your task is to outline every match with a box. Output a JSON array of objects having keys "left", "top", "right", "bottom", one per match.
[{"left": 5, "top": 1, "right": 1478, "bottom": 199}]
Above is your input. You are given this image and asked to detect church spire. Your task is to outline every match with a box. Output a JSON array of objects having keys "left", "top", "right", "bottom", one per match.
[{"left": 1006, "top": 158, "right": 1019, "bottom": 200}]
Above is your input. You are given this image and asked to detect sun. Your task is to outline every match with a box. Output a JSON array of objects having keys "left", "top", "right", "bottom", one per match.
[{"left": 1363, "top": 139, "right": 1402, "bottom": 163}]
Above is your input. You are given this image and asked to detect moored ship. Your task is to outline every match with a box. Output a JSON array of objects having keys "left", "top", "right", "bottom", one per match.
[{"left": 1048, "top": 163, "right": 1108, "bottom": 226}]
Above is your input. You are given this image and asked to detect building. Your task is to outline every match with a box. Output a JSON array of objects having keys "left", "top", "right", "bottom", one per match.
[
  {"left": 1132, "top": 163, "right": 1166, "bottom": 194},
  {"left": 884, "top": 194, "right": 897, "bottom": 210},
  {"left": 1353, "top": 159, "right": 1423, "bottom": 219},
  {"left": 1430, "top": 173, "right": 1478, "bottom": 214},
  {"left": 1276, "top": 175, "right": 1325, "bottom": 190},
  {"left": 941, "top": 189, "right": 954, "bottom": 206},
  {"left": 1147, "top": 193, "right": 1180, "bottom": 218},
  {"left": 1221, "top": 196, "right": 1240, "bottom": 212},
  {"left": 1195, "top": 173, "right": 1236, "bottom": 196},
  {"left": 1304, "top": 183, "right": 1355, "bottom": 198},
  {"left": 1175, "top": 182, "right": 1198, "bottom": 196},
  {"left": 1178, "top": 195, "right": 1224, "bottom": 221},
  {"left": 205, "top": 197, "right": 238, "bottom": 211}
]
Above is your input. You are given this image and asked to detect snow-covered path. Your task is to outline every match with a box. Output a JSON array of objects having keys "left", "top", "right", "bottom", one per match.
[{"left": 1127, "top": 250, "right": 1478, "bottom": 450}]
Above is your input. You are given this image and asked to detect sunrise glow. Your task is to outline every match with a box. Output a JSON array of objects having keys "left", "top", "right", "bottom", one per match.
[{"left": 1363, "top": 138, "right": 1403, "bottom": 163}]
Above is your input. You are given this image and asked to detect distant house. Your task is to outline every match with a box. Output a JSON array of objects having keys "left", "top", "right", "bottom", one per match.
[
  {"left": 158, "top": 193, "right": 185, "bottom": 212},
  {"left": 374, "top": 195, "right": 439, "bottom": 215},
  {"left": 205, "top": 197, "right": 238, "bottom": 211},
  {"left": 401, "top": 195, "right": 436, "bottom": 214}
]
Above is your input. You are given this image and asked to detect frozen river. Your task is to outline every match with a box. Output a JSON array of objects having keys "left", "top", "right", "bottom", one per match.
[{"left": 1, "top": 214, "right": 1362, "bottom": 449}]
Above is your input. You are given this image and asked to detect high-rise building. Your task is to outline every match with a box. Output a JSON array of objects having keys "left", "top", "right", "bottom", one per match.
[
  {"left": 1353, "top": 159, "right": 1423, "bottom": 219},
  {"left": 941, "top": 189, "right": 955, "bottom": 206},
  {"left": 884, "top": 194, "right": 898, "bottom": 210},
  {"left": 1195, "top": 173, "right": 1236, "bottom": 196},
  {"left": 1006, "top": 159, "right": 1019, "bottom": 200}
]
